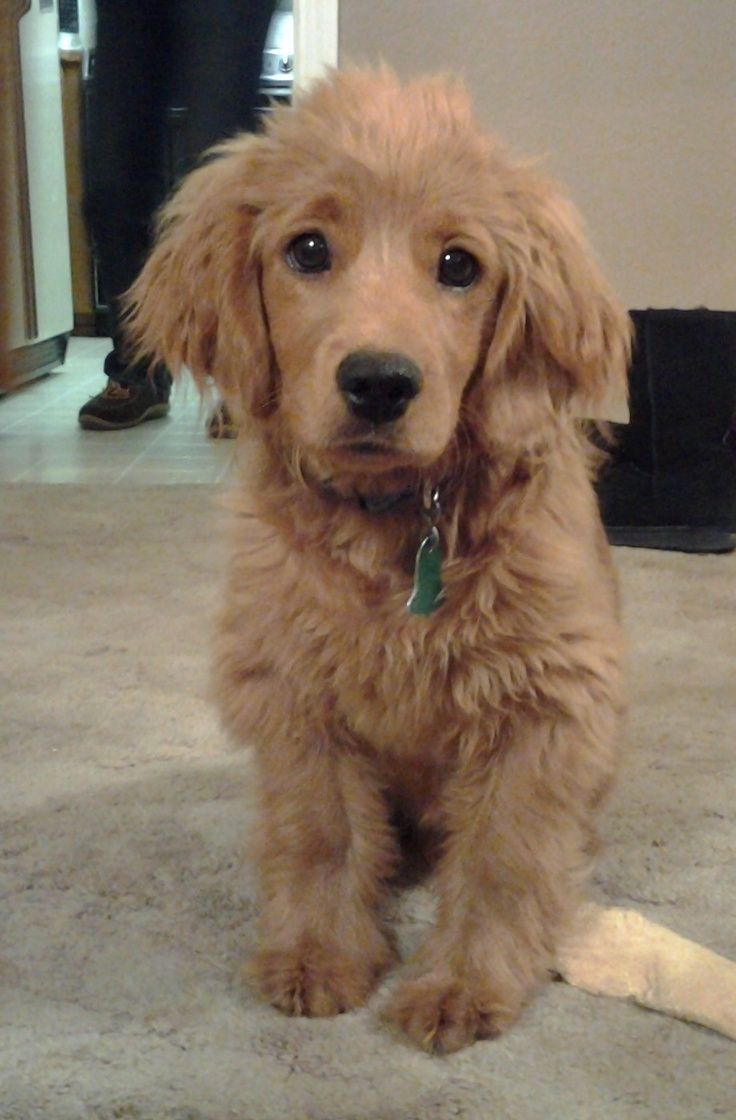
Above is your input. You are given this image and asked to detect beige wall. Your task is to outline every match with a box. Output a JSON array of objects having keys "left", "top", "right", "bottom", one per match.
[{"left": 338, "top": 0, "right": 735, "bottom": 311}]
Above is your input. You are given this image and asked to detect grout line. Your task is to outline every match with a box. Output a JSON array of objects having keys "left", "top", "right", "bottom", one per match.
[
  {"left": 0, "top": 373, "right": 100, "bottom": 434},
  {"left": 115, "top": 421, "right": 173, "bottom": 482},
  {"left": 216, "top": 454, "right": 235, "bottom": 484}
]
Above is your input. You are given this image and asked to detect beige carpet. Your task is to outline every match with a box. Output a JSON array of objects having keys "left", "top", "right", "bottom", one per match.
[{"left": 1, "top": 483, "right": 735, "bottom": 1120}]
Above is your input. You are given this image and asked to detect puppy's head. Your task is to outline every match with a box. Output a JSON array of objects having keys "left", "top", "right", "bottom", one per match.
[{"left": 127, "top": 68, "right": 630, "bottom": 491}]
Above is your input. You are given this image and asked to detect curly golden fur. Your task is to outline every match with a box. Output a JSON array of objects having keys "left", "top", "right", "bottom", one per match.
[{"left": 126, "top": 68, "right": 632, "bottom": 1053}]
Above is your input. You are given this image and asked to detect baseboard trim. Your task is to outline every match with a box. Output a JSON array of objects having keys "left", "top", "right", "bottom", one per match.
[{"left": 6, "top": 333, "right": 68, "bottom": 389}]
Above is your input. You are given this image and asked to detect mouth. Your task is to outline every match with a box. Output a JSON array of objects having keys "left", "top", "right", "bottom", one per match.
[
  {"left": 327, "top": 436, "right": 415, "bottom": 474},
  {"left": 308, "top": 431, "right": 437, "bottom": 504},
  {"left": 347, "top": 439, "right": 397, "bottom": 456}
]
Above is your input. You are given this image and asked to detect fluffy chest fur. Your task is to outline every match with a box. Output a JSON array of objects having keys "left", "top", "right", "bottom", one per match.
[{"left": 216, "top": 460, "right": 623, "bottom": 775}]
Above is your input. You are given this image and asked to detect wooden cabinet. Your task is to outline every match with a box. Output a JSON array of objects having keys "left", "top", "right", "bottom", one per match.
[
  {"left": 2, "top": 0, "right": 73, "bottom": 386},
  {"left": 60, "top": 50, "right": 95, "bottom": 334}
]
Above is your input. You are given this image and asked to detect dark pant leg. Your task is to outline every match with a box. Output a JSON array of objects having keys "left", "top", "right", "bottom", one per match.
[
  {"left": 176, "top": 0, "right": 276, "bottom": 164},
  {"left": 84, "top": 0, "right": 172, "bottom": 383}
]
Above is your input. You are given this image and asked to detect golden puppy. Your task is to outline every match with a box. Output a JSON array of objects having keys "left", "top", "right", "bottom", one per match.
[{"left": 127, "top": 68, "right": 631, "bottom": 1053}]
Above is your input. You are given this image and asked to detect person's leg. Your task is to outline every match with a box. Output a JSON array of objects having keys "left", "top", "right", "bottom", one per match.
[
  {"left": 80, "top": 0, "right": 173, "bottom": 428},
  {"left": 176, "top": 0, "right": 276, "bottom": 164},
  {"left": 171, "top": 0, "right": 275, "bottom": 438}
]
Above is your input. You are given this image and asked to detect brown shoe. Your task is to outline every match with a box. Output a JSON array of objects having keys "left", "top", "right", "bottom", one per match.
[
  {"left": 78, "top": 378, "right": 170, "bottom": 431},
  {"left": 207, "top": 400, "right": 238, "bottom": 439}
]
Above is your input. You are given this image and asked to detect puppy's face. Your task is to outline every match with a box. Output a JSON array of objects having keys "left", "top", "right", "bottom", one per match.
[
  {"left": 127, "top": 69, "right": 630, "bottom": 490},
  {"left": 258, "top": 181, "right": 500, "bottom": 480}
]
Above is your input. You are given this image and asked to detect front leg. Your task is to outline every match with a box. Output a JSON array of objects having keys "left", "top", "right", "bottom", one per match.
[
  {"left": 386, "top": 710, "right": 618, "bottom": 1052},
  {"left": 247, "top": 722, "right": 399, "bottom": 1017}
]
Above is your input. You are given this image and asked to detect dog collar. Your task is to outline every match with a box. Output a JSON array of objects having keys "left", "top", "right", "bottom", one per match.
[
  {"left": 356, "top": 488, "right": 416, "bottom": 514},
  {"left": 312, "top": 477, "right": 446, "bottom": 616}
]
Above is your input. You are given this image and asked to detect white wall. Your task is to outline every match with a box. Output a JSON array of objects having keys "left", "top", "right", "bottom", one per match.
[{"left": 338, "top": 0, "right": 736, "bottom": 311}]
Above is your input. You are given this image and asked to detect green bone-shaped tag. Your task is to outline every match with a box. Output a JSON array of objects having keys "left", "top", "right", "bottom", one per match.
[{"left": 407, "top": 527, "right": 445, "bottom": 616}]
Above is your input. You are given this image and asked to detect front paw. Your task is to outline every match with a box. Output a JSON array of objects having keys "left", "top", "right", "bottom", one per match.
[
  {"left": 384, "top": 970, "right": 523, "bottom": 1053},
  {"left": 247, "top": 942, "right": 391, "bottom": 1018}
]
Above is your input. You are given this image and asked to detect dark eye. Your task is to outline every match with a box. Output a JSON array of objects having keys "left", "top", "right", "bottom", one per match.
[
  {"left": 437, "top": 248, "right": 480, "bottom": 289},
  {"left": 286, "top": 231, "right": 331, "bottom": 273}
]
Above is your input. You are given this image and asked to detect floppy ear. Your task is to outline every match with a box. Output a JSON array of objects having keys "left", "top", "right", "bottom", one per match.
[
  {"left": 124, "top": 136, "right": 274, "bottom": 420},
  {"left": 486, "top": 174, "right": 631, "bottom": 416}
]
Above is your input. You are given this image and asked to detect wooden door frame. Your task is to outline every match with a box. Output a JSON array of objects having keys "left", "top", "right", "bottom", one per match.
[
  {"left": 293, "top": 0, "right": 338, "bottom": 92},
  {"left": 7, "top": 0, "right": 37, "bottom": 341}
]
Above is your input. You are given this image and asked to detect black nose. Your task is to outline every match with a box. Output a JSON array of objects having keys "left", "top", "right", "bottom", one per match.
[{"left": 336, "top": 350, "right": 422, "bottom": 425}]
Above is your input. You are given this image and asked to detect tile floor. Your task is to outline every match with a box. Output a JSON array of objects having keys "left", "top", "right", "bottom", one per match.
[{"left": 0, "top": 337, "right": 235, "bottom": 485}]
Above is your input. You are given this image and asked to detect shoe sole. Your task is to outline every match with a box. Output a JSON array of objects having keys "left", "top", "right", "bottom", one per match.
[
  {"left": 78, "top": 403, "right": 170, "bottom": 431},
  {"left": 207, "top": 421, "right": 238, "bottom": 439},
  {"left": 606, "top": 525, "right": 736, "bottom": 554}
]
